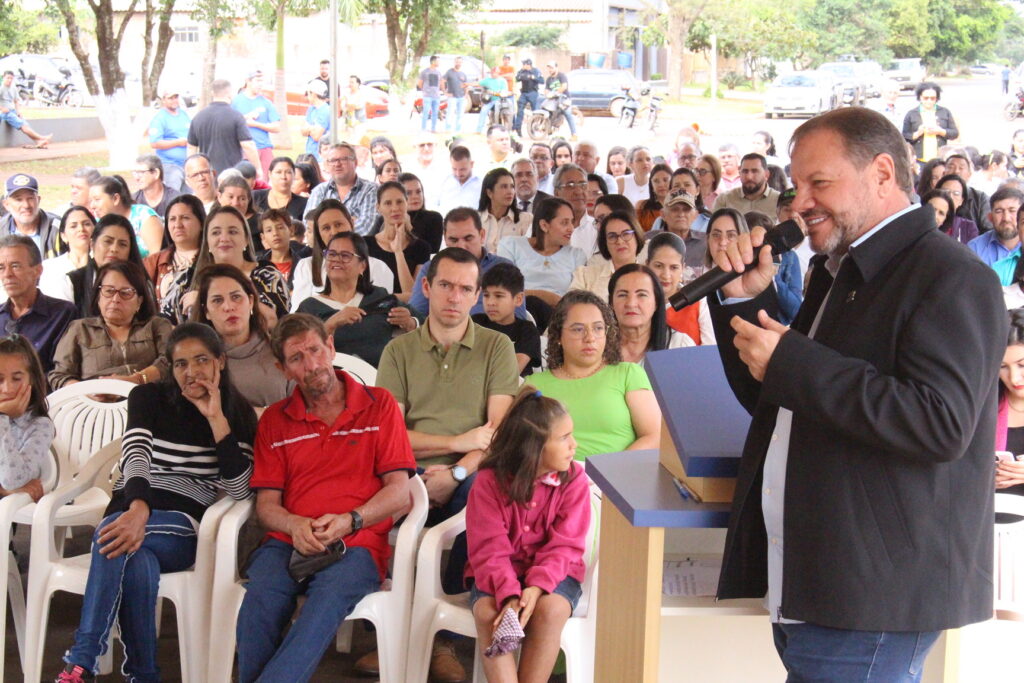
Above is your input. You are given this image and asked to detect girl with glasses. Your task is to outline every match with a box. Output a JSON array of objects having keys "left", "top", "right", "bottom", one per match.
[
  {"left": 49, "top": 261, "right": 171, "bottom": 389},
  {"left": 935, "top": 174, "right": 979, "bottom": 245}
]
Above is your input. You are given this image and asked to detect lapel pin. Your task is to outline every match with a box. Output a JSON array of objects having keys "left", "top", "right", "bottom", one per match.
[{"left": 846, "top": 291, "right": 856, "bottom": 303}]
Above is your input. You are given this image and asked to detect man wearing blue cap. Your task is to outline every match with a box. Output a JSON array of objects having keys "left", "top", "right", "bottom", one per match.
[{"left": 2, "top": 174, "right": 59, "bottom": 259}]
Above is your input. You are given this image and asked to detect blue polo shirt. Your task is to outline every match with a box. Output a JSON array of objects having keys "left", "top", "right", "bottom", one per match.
[
  {"left": 304, "top": 104, "right": 331, "bottom": 160},
  {"left": 147, "top": 108, "right": 191, "bottom": 168},
  {"left": 0, "top": 290, "right": 78, "bottom": 373},
  {"left": 231, "top": 92, "right": 280, "bottom": 150}
]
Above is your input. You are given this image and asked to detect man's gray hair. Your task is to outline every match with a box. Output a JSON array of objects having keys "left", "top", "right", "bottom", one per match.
[
  {"left": 553, "top": 163, "right": 585, "bottom": 190},
  {"left": 72, "top": 167, "right": 101, "bottom": 184},
  {"left": 789, "top": 107, "right": 913, "bottom": 196},
  {"left": 510, "top": 157, "right": 535, "bottom": 174},
  {"left": 136, "top": 154, "right": 164, "bottom": 180},
  {"left": 0, "top": 235, "right": 42, "bottom": 266}
]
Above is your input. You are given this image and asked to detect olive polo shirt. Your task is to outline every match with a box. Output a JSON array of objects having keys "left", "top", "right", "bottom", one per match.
[{"left": 376, "top": 319, "right": 519, "bottom": 466}]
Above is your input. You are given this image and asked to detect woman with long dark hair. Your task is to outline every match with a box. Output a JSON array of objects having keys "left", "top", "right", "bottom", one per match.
[
  {"left": 479, "top": 167, "right": 532, "bottom": 253},
  {"left": 935, "top": 173, "right": 980, "bottom": 245},
  {"left": 608, "top": 263, "right": 694, "bottom": 363},
  {"left": 635, "top": 163, "right": 672, "bottom": 232},
  {"left": 62, "top": 214, "right": 147, "bottom": 319},
  {"left": 40, "top": 206, "right": 95, "bottom": 299},
  {"left": 89, "top": 175, "right": 164, "bottom": 257},
  {"left": 367, "top": 181, "right": 431, "bottom": 297},
  {"left": 252, "top": 156, "right": 308, "bottom": 221},
  {"left": 145, "top": 194, "right": 206, "bottom": 322},
  {"left": 51, "top": 322, "right": 256, "bottom": 683}
]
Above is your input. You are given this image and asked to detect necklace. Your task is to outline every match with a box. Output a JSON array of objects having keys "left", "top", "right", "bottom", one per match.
[{"left": 558, "top": 363, "right": 604, "bottom": 380}]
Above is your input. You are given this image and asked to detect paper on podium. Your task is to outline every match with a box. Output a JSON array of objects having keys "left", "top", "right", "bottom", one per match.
[{"left": 662, "top": 555, "right": 723, "bottom": 597}]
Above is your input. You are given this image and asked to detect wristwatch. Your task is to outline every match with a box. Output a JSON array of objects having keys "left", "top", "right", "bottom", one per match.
[
  {"left": 450, "top": 465, "right": 468, "bottom": 482},
  {"left": 349, "top": 509, "right": 363, "bottom": 533}
]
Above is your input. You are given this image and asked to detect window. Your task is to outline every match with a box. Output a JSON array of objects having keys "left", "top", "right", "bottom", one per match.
[{"left": 173, "top": 26, "right": 199, "bottom": 44}]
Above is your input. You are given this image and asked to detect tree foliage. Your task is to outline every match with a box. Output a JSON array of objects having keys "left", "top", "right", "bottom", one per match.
[
  {"left": 493, "top": 25, "right": 565, "bottom": 49},
  {"left": 365, "top": 0, "right": 482, "bottom": 86},
  {"left": 0, "top": 4, "right": 60, "bottom": 56}
]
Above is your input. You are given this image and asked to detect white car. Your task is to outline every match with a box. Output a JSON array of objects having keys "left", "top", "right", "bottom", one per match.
[
  {"left": 885, "top": 58, "right": 926, "bottom": 90},
  {"left": 764, "top": 71, "right": 838, "bottom": 119}
]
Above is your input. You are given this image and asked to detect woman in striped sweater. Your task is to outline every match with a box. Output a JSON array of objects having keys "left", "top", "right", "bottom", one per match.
[{"left": 55, "top": 322, "right": 258, "bottom": 683}]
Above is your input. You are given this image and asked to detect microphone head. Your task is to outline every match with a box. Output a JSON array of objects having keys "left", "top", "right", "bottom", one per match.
[{"left": 765, "top": 219, "right": 805, "bottom": 254}]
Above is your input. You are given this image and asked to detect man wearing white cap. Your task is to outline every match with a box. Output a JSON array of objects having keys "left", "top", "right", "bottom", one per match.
[
  {"left": 148, "top": 83, "right": 191, "bottom": 191},
  {"left": 232, "top": 70, "right": 281, "bottom": 178},
  {"left": 301, "top": 80, "right": 331, "bottom": 162}
]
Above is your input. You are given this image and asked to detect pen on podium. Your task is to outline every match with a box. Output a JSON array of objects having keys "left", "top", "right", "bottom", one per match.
[{"left": 671, "top": 475, "right": 691, "bottom": 501}]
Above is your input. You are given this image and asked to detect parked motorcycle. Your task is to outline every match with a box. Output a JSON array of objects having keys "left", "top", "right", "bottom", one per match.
[
  {"left": 527, "top": 93, "right": 583, "bottom": 140},
  {"left": 29, "top": 65, "right": 82, "bottom": 107},
  {"left": 481, "top": 87, "right": 514, "bottom": 129},
  {"left": 1005, "top": 88, "right": 1024, "bottom": 121},
  {"left": 619, "top": 86, "right": 663, "bottom": 131}
]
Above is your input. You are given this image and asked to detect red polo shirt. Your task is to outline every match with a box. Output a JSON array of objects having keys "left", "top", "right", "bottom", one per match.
[{"left": 251, "top": 370, "right": 415, "bottom": 578}]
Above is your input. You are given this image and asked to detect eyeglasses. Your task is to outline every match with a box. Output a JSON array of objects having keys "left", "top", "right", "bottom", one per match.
[
  {"left": 943, "top": 189, "right": 963, "bottom": 197},
  {"left": 565, "top": 323, "right": 606, "bottom": 338},
  {"left": 323, "top": 249, "right": 360, "bottom": 263},
  {"left": 98, "top": 285, "right": 138, "bottom": 300},
  {"left": 694, "top": 168, "right": 711, "bottom": 177},
  {"left": 606, "top": 229, "right": 635, "bottom": 244},
  {"left": 679, "top": 154, "right": 698, "bottom": 162},
  {"left": 326, "top": 156, "right": 356, "bottom": 165},
  {"left": 557, "top": 181, "right": 587, "bottom": 191},
  {"left": 187, "top": 170, "right": 212, "bottom": 181}
]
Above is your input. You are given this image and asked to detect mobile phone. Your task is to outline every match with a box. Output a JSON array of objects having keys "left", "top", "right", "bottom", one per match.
[{"left": 996, "top": 451, "right": 1015, "bottom": 463}]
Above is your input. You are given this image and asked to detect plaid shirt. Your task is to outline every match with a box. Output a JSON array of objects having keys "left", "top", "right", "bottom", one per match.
[{"left": 303, "top": 176, "right": 379, "bottom": 236}]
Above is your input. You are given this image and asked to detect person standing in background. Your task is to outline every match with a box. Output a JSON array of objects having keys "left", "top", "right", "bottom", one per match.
[
  {"left": 301, "top": 80, "right": 331, "bottom": 163},
  {"left": 148, "top": 84, "right": 191, "bottom": 191},
  {"left": 418, "top": 56, "right": 443, "bottom": 133},
  {"left": 187, "top": 79, "right": 263, "bottom": 182},
  {"left": 232, "top": 70, "right": 281, "bottom": 179},
  {"left": 443, "top": 57, "right": 469, "bottom": 134}
]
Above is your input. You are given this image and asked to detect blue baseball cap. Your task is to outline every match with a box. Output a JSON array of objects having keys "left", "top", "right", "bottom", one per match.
[{"left": 5, "top": 174, "right": 39, "bottom": 196}]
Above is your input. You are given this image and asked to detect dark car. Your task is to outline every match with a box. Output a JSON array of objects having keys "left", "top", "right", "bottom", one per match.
[{"left": 565, "top": 68, "right": 644, "bottom": 117}]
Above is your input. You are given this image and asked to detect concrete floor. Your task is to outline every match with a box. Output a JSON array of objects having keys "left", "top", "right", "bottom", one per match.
[{"left": 4, "top": 524, "right": 514, "bottom": 683}]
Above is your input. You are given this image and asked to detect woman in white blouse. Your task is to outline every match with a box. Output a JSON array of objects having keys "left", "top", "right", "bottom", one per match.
[{"left": 479, "top": 167, "right": 532, "bottom": 253}]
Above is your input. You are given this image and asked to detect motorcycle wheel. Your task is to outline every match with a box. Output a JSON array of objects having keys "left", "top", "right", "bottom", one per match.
[
  {"left": 620, "top": 109, "right": 635, "bottom": 129},
  {"left": 499, "top": 107, "right": 513, "bottom": 130},
  {"left": 1004, "top": 101, "right": 1021, "bottom": 122},
  {"left": 527, "top": 114, "right": 548, "bottom": 141},
  {"left": 648, "top": 109, "right": 658, "bottom": 132},
  {"left": 61, "top": 89, "right": 84, "bottom": 108},
  {"left": 609, "top": 98, "right": 625, "bottom": 119}
]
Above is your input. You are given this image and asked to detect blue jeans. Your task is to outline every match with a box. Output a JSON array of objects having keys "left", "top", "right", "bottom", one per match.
[
  {"left": 563, "top": 103, "right": 577, "bottom": 136},
  {"left": 477, "top": 99, "right": 497, "bottom": 132},
  {"left": 65, "top": 510, "right": 197, "bottom": 682},
  {"left": 446, "top": 95, "right": 464, "bottom": 132},
  {"left": 237, "top": 540, "right": 379, "bottom": 683},
  {"left": 421, "top": 96, "right": 440, "bottom": 132},
  {"left": 772, "top": 622, "right": 940, "bottom": 682},
  {"left": 423, "top": 471, "right": 476, "bottom": 595},
  {"left": 514, "top": 91, "right": 539, "bottom": 134}
]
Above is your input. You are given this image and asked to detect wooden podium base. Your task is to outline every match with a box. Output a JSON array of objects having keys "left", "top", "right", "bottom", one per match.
[{"left": 659, "top": 421, "right": 736, "bottom": 503}]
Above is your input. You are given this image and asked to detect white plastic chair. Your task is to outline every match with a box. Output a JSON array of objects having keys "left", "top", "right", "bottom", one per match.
[
  {"left": 207, "top": 475, "right": 429, "bottom": 682},
  {"left": 406, "top": 487, "right": 601, "bottom": 683},
  {"left": 995, "top": 493, "right": 1024, "bottom": 621},
  {"left": 332, "top": 351, "right": 378, "bottom": 386},
  {"left": 0, "top": 448, "right": 57, "bottom": 681},
  {"left": 23, "top": 435, "right": 237, "bottom": 683}
]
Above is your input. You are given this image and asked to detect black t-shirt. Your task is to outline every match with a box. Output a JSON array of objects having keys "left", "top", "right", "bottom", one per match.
[
  {"left": 366, "top": 235, "right": 432, "bottom": 294},
  {"left": 132, "top": 185, "right": 180, "bottom": 218},
  {"left": 444, "top": 69, "right": 468, "bottom": 98},
  {"left": 546, "top": 72, "right": 569, "bottom": 96},
  {"left": 252, "top": 190, "right": 308, "bottom": 222},
  {"left": 186, "top": 102, "right": 253, "bottom": 175},
  {"left": 472, "top": 313, "right": 541, "bottom": 376}
]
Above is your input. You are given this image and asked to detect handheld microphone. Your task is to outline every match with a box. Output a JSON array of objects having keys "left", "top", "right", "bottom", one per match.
[{"left": 669, "top": 220, "right": 805, "bottom": 311}]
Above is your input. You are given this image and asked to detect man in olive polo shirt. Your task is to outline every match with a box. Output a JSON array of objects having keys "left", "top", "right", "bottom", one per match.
[{"left": 375, "top": 246, "right": 518, "bottom": 681}]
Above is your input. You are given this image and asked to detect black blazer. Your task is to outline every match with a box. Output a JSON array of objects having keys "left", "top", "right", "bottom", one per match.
[
  {"left": 902, "top": 105, "right": 958, "bottom": 160},
  {"left": 709, "top": 206, "right": 1006, "bottom": 631}
]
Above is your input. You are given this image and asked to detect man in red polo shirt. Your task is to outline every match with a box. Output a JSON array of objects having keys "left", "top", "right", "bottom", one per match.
[{"left": 236, "top": 314, "right": 415, "bottom": 683}]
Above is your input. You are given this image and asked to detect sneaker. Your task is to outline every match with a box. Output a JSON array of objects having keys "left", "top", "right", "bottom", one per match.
[
  {"left": 55, "top": 664, "right": 94, "bottom": 682},
  {"left": 430, "top": 639, "right": 467, "bottom": 682}
]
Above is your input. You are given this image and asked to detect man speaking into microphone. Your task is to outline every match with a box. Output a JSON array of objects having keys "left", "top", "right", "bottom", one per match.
[{"left": 707, "top": 107, "right": 1006, "bottom": 681}]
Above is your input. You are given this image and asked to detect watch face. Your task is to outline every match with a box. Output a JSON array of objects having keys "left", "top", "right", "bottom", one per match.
[{"left": 452, "top": 465, "right": 468, "bottom": 482}]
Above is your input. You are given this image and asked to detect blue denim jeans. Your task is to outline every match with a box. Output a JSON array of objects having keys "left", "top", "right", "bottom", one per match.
[
  {"left": 237, "top": 540, "right": 379, "bottom": 683},
  {"left": 446, "top": 95, "right": 464, "bottom": 132},
  {"left": 563, "top": 103, "right": 577, "bottom": 136},
  {"left": 421, "top": 96, "right": 440, "bottom": 132},
  {"left": 64, "top": 510, "right": 197, "bottom": 682},
  {"left": 477, "top": 100, "right": 497, "bottom": 132},
  {"left": 772, "top": 622, "right": 940, "bottom": 682},
  {"left": 514, "top": 91, "right": 539, "bottom": 134}
]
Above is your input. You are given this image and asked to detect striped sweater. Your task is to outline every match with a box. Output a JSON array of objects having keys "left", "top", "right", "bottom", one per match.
[{"left": 106, "top": 383, "right": 254, "bottom": 522}]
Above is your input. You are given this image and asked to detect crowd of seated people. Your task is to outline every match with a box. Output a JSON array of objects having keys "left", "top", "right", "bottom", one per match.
[{"left": 14, "top": 113, "right": 1024, "bottom": 681}]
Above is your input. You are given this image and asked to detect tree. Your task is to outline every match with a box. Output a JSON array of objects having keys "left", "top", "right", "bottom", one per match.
[
  {"left": 886, "top": 0, "right": 934, "bottom": 58},
  {"left": 140, "top": 0, "right": 179, "bottom": 105},
  {"left": 493, "top": 25, "right": 565, "bottom": 49},
  {"left": 0, "top": 5, "right": 60, "bottom": 55},
  {"left": 365, "top": 0, "right": 482, "bottom": 86},
  {"left": 926, "top": 0, "right": 1010, "bottom": 67},
  {"left": 663, "top": 0, "right": 712, "bottom": 99}
]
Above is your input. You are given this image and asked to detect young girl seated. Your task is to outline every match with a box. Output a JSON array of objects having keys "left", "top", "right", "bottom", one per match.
[
  {"left": 465, "top": 387, "right": 591, "bottom": 682},
  {"left": 0, "top": 335, "right": 53, "bottom": 502}
]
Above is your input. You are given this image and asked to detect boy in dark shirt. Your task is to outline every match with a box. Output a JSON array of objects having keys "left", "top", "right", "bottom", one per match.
[{"left": 471, "top": 263, "right": 541, "bottom": 376}]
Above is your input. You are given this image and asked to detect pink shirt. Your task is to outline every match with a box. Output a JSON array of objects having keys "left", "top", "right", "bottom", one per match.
[{"left": 465, "top": 462, "right": 590, "bottom": 607}]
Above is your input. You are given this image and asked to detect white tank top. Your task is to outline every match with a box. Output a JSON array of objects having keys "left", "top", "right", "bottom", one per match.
[{"left": 620, "top": 174, "right": 650, "bottom": 204}]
